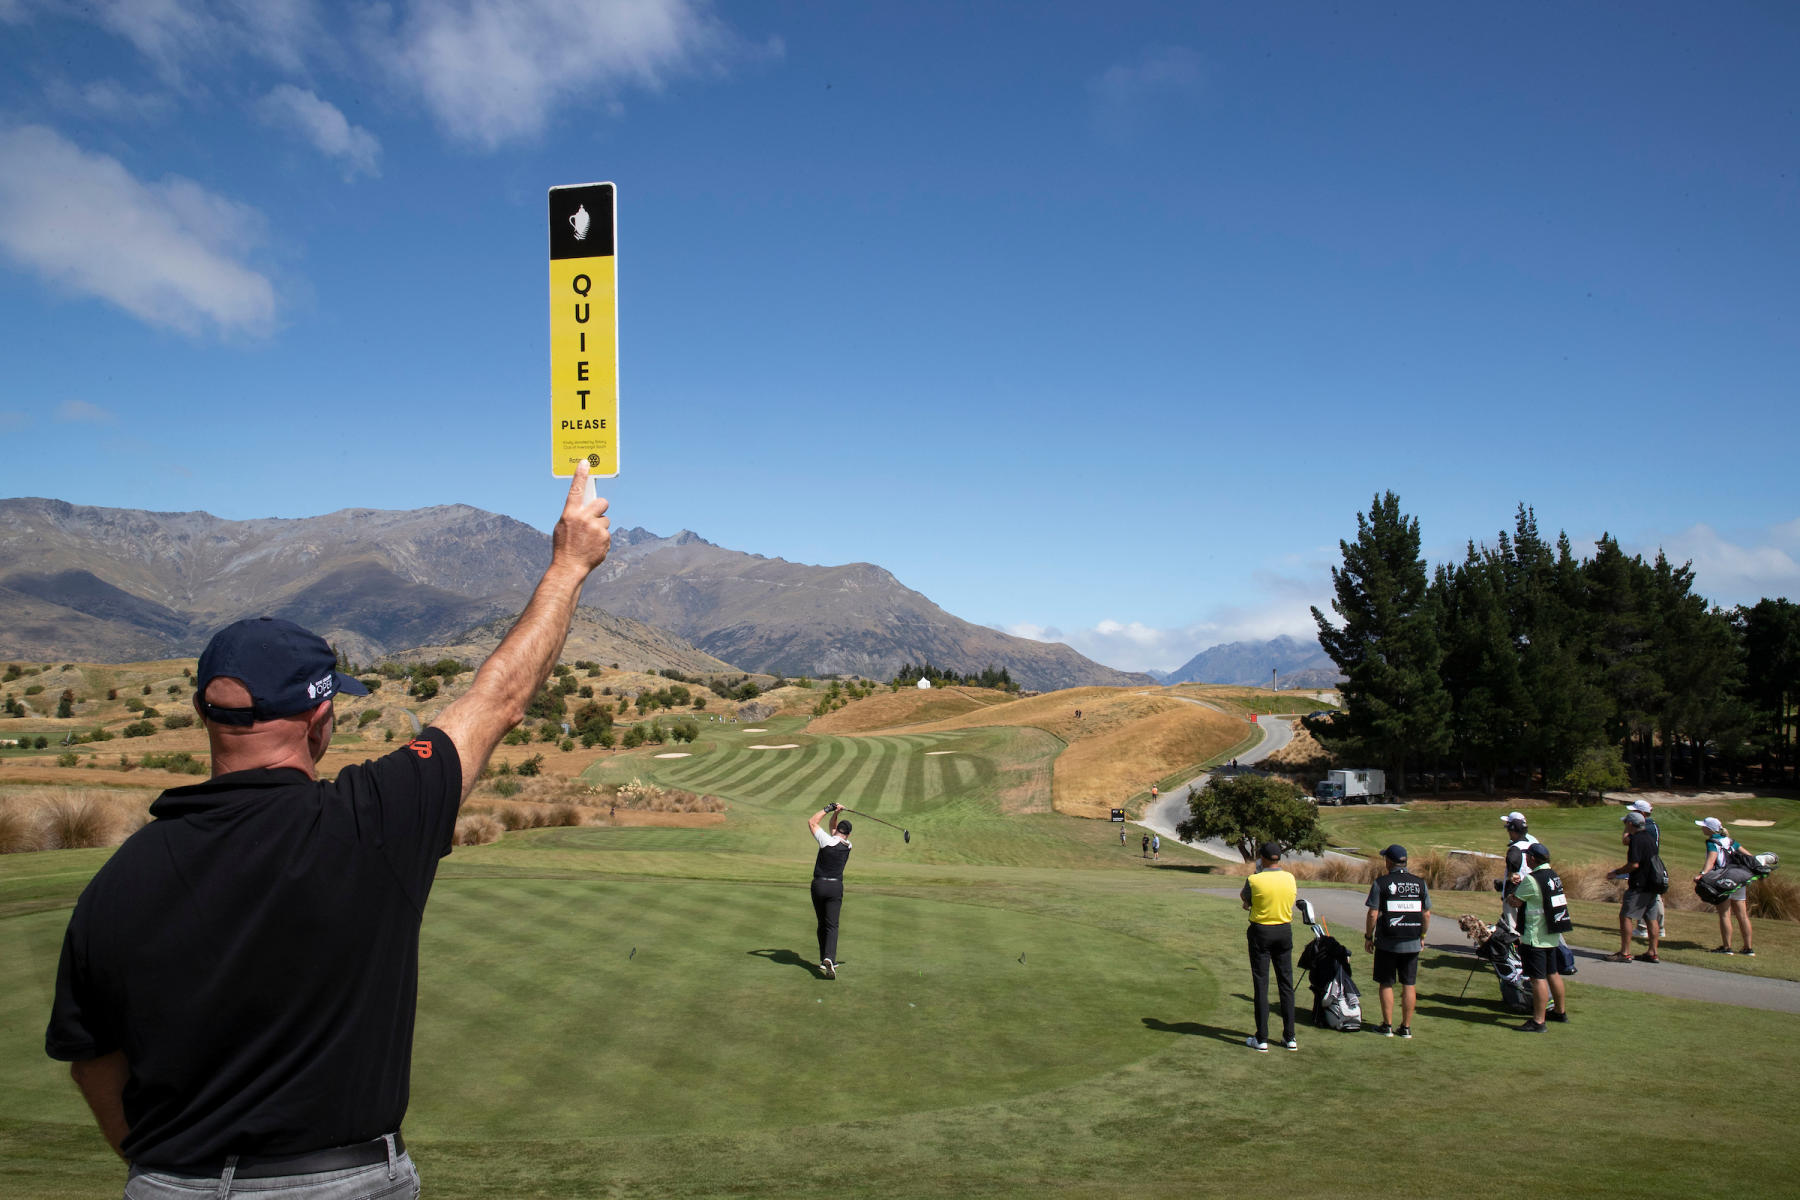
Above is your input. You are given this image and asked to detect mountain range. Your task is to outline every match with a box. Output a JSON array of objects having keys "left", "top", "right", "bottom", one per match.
[
  {"left": 1156, "top": 634, "right": 1342, "bottom": 688},
  {"left": 0, "top": 498, "right": 1149, "bottom": 691}
]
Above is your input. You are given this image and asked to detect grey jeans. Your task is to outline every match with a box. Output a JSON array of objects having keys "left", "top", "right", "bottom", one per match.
[{"left": 125, "top": 1145, "right": 419, "bottom": 1200}]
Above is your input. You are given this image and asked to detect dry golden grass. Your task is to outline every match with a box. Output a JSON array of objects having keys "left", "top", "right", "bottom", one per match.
[
  {"left": 1053, "top": 703, "right": 1249, "bottom": 818},
  {"left": 1263, "top": 720, "right": 1331, "bottom": 776},
  {"left": 1749, "top": 874, "right": 1800, "bottom": 921},
  {"left": 452, "top": 813, "right": 504, "bottom": 846},
  {"left": 0, "top": 785, "right": 158, "bottom": 854},
  {"left": 807, "top": 686, "right": 1014, "bottom": 734}
]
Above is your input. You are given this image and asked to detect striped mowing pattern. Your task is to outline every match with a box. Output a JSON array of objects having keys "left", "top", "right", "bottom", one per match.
[{"left": 631, "top": 732, "right": 991, "bottom": 818}]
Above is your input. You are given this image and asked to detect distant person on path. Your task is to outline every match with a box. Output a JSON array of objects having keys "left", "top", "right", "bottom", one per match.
[
  {"left": 44, "top": 465, "right": 613, "bottom": 1196},
  {"left": 1695, "top": 817, "right": 1755, "bottom": 956},
  {"left": 1364, "top": 844, "right": 1430, "bottom": 1038},
  {"left": 1240, "top": 842, "right": 1299, "bottom": 1052},
  {"left": 1509, "top": 843, "right": 1574, "bottom": 1031},
  {"left": 1630, "top": 799, "right": 1663, "bottom": 939},
  {"left": 808, "top": 803, "right": 853, "bottom": 979},
  {"left": 1498, "top": 812, "right": 1540, "bottom": 935},
  {"left": 1608, "top": 812, "right": 1662, "bottom": 963}
]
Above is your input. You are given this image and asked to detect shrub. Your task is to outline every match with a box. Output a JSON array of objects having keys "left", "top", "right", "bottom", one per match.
[
  {"left": 34, "top": 735, "right": 48, "bottom": 749},
  {"left": 141, "top": 684, "right": 152, "bottom": 695},
  {"left": 621, "top": 725, "right": 645, "bottom": 749},
  {"left": 502, "top": 728, "right": 530, "bottom": 746},
  {"left": 106, "top": 688, "right": 118, "bottom": 700},
  {"left": 493, "top": 778, "right": 522, "bottom": 798},
  {"left": 357, "top": 708, "right": 383, "bottom": 728},
  {"left": 167, "top": 684, "right": 180, "bottom": 695},
  {"left": 57, "top": 752, "right": 79, "bottom": 767},
  {"left": 25, "top": 685, "right": 44, "bottom": 696},
  {"left": 452, "top": 813, "right": 505, "bottom": 846},
  {"left": 1554, "top": 745, "right": 1629, "bottom": 806},
  {"left": 360, "top": 678, "right": 382, "bottom": 692},
  {"left": 140, "top": 751, "right": 206, "bottom": 776},
  {"left": 517, "top": 754, "right": 544, "bottom": 778},
  {"left": 139, "top": 706, "right": 159, "bottom": 719},
  {"left": 560, "top": 738, "right": 574, "bottom": 752},
  {"left": 122, "top": 721, "right": 157, "bottom": 738},
  {"left": 384, "top": 729, "right": 395, "bottom": 742},
  {"left": 162, "top": 712, "right": 195, "bottom": 730},
  {"left": 409, "top": 677, "right": 439, "bottom": 701},
  {"left": 88, "top": 727, "right": 113, "bottom": 742},
  {"left": 537, "top": 724, "right": 559, "bottom": 743}
]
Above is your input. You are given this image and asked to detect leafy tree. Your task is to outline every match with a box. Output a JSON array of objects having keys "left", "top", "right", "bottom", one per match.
[
  {"left": 621, "top": 725, "right": 646, "bottom": 749},
  {"left": 122, "top": 721, "right": 157, "bottom": 738},
  {"left": 57, "top": 689, "right": 75, "bottom": 719},
  {"left": 525, "top": 684, "right": 564, "bottom": 721},
  {"left": 516, "top": 754, "right": 544, "bottom": 777},
  {"left": 1310, "top": 491, "right": 1450, "bottom": 793},
  {"left": 162, "top": 713, "right": 195, "bottom": 730},
  {"left": 1176, "top": 775, "right": 1326, "bottom": 862},
  {"left": 1736, "top": 598, "right": 1800, "bottom": 785},
  {"left": 1554, "top": 744, "right": 1630, "bottom": 806},
  {"left": 33, "top": 735, "right": 48, "bottom": 749},
  {"left": 409, "top": 677, "right": 440, "bottom": 701}
]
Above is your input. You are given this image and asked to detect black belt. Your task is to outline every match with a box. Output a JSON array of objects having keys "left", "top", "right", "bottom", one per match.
[
  {"left": 815, "top": 877, "right": 840, "bottom": 882},
  {"left": 153, "top": 1133, "right": 404, "bottom": 1180}
]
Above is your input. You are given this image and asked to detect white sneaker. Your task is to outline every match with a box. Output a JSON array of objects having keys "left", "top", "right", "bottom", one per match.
[
  {"left": 820, "top": 959, "right": 836, "bottom": 979},
  {"left": 1245, "top": 1036, "right": 1269, "bottom": 1052},
  {"left": 1283, "top": 1038, "right": 1299, "bottom": 1051}
]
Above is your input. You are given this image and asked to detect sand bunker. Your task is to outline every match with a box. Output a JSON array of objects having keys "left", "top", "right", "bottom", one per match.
[
  {"left": 741, "top": 728, "right": 768, "bottom": 733},
  {"left": 1736, "top": 819, "right": 1775, "bottom": 827},
  {"left": 926, "top": 751, "right": 956, "bottom": 756},
  {"left": 749, "top": 744, "right": 800, "bottom": 751},
  {"left": 653, "top": 752, "right": 691, "bottom": 759}
]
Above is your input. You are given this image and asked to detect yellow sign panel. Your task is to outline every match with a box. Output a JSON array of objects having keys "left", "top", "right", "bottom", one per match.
[{"left": 548, "top": 182, "right": 617, "bottom": 477}]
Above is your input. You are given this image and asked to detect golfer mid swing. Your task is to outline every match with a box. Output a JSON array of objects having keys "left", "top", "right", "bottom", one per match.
[{"left": 808, "top": 804, "right": 853, "bottom": 979}]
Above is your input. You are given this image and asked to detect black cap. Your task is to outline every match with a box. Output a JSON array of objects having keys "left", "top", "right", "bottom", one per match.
[
  {"left": 195, "top": 617, "right": 368, "bottom": 725},
  {"left": 836, "top": 820, "right": 852, "bottom": 836},
  {"left": 1382, "top": 844, "right": 1407, "bottom": 862},
  {"left": 1526, "top": 843, "right": 1551, "bottom": 862},
  {"left": 1258, "top": 841, "right": 1283, "bottom": 861}
]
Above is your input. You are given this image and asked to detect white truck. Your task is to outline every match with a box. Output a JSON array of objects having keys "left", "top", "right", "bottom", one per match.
[{"left": 1314, "top": 768, "right": 1387, "bottom": 806}]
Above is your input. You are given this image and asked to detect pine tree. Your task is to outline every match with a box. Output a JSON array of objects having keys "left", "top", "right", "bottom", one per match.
[{"left": 1310, "top": 492, "right": 1450, "bottom": 793}]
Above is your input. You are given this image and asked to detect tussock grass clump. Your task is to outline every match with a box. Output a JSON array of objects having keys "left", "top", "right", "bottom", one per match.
[
  {"left": 452, "top": 813, "right": 504, "bottom": 847},
  {"left": 604, "top": 777, "right": 723, "bottom": 814},
  {"left": 0, "top": 800, "right": 37, "bottom": 854},
  {"left": 39, "top": 794, "right": 117, "bottom": 850},
  {"left": 1749, "top": 874, "right": 1800, "bottom": 922}
]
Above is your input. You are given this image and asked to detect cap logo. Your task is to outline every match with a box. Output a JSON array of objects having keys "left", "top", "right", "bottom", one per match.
[{"left": 306, "top": 672, "right": 336, "bottom": 701}]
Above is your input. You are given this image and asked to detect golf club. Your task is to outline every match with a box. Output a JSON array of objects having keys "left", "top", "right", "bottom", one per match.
[{"left": 836, "top": 806, "right": 911, "bottom": 843}]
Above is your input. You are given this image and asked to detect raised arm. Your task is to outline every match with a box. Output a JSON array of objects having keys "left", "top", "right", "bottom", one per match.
[{"left": 432, "top": 465, "right": 611, "bottom": 800}]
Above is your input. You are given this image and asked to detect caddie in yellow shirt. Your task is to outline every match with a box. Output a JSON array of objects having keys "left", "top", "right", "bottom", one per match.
[{"left": 1238, "top": 841, "right": 1299, "bottom": 1051}]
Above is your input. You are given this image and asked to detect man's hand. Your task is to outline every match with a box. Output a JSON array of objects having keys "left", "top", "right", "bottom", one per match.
[{"left": 552, "top": 461, "right": 612, "bottom": 574}]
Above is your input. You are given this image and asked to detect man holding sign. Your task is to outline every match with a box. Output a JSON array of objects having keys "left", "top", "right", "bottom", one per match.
[{"left": 46, "top": 467, "right": 613, "bottom": 1196}]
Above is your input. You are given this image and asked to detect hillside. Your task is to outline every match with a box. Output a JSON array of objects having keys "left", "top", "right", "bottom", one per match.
[
  {"left": 0, "top": 499, "right": 1149, "bottom": 690},
  {"left": 819, "top": 685, "right": 1252, "bottom": 819},
  {"left": 1165, "top": 634, "right": 1341, "bottom": 687}
]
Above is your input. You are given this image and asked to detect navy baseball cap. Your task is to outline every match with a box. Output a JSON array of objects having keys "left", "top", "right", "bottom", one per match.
[
  {"left": 195, "top": 617, "right": 368, "bottom": 725},
  {"left": 1382, "top": 844, "right": 1408, "bottom": 862},
  {"left": 1258, "top": 841, "right": 1283, "bottom": 860},
  {"left": 1526, "top": 843, "right": 1551, "bottom": 862}
]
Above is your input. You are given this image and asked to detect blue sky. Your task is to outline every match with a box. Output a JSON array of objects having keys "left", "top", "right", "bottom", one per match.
[{"left": 1, "top": 2, "right": 1796, "bottom": 673}]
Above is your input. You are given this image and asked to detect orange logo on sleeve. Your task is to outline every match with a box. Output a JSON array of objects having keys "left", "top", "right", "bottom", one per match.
[{"left": 408, "top": 739, "right": 434, "bottom": 759}]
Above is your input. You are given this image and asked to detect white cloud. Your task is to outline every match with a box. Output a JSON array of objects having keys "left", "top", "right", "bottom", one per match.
[
  {"left": 56, "top": 399, "right": 115, "bottom": 423},
  {"left": 45, "top": 78, "right": 177, "bottom": 121},
  {"left": 78, "top": 0, "right": 320, "bottom": 84},
  {"left": 1089, "top": 45, "right": 1204, "bottom": 140},
  {"left": 0, "top": 124, "right": 277, "bottom": 336},
  {"left": 257, "top": 84, "right": 381, "bottom": 177},
  {"left": 1633, "top": 522, "right": 1800, "bottom": 608},
  {"left": 372, "top": 0, "right": 757, "bottom": 148}
]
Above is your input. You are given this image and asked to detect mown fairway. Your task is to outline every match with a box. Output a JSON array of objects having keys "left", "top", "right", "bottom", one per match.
[{"left": 3, "top": 718, "right": 1800, "bottom": 1198}]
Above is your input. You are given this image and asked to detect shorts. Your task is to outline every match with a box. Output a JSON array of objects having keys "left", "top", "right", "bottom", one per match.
[
  {"left": 1372, "top": 948, "right": 1418, "bottom": 986},
  {"left": 1520, "top": 944, "right": 1564, "bottom": 980},
  {"left": 1620, "top": 890, "right": 1660, "bottom": 921}
]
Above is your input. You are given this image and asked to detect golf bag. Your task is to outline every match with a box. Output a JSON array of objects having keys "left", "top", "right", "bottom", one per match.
[
  {"left": 1696, "top": 865, "right": 1755, "bottom": 905},
  {"left": 1476, "top": 927, "right": 1532, "bottom": 1014},
  {"left": 1727, "top": 847, "right": 1780, "bottom": 878},
  {"left": 1297, "top": 923, "right": 1362, "bottom": 1032}
]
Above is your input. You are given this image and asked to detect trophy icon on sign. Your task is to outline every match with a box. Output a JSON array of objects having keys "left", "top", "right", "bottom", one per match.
[{"left": 569, "top": 204, "right": 590, "bottom": 241}]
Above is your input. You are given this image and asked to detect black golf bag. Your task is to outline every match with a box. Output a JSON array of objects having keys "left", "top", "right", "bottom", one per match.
[
  {"left": 1727, "top": 847, "right": 1780, "bottom": 878},
  {"left": 1297, "top": 924, "right": 1362, "bottom": 1032},
  {"left": 1696, "top": 865, "right": 1755, "bottom": 905},
  {"left": 1476, "top": 927, "right": 1532, "bottom": 1014}
]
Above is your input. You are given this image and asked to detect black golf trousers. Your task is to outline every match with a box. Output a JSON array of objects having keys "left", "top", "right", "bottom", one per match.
[
  {"left": 1246, "top": 922, "right": 1296, "bottom": 1043},
  {"left": 811, "top": 877, "right": 843, "bottom": 962}
]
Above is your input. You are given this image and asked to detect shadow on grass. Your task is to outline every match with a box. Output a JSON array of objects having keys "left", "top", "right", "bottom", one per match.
[
  {"left": 748, "top": 948, "right": 822, "bottom": 976},
  {"left": 1141, "top": 1017, "right": 1250, "bottom": 1044},
  {"left": 1147, "top": 862, "right": 1236, "bottom": 876}
]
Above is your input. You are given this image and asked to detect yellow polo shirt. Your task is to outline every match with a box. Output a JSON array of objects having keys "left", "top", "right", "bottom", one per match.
[{"left": 1243, "top": 868, "right": 1297, "bottom": 925}]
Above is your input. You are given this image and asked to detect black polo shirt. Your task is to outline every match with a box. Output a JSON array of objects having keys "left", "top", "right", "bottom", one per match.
[{"left": 45, "top": 728, "right": 462, "bottom": 1167}]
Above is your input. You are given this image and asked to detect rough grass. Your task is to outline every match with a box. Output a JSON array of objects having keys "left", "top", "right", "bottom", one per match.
[
  {"left": 807, "top": 686, "right": 1016, "bottom": 734},
  {"left": 452, "top": 813, "right": 504, "bottom": 847},
  {"left": 0, "top": 786, "right": 155, "bottom": 854}
]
